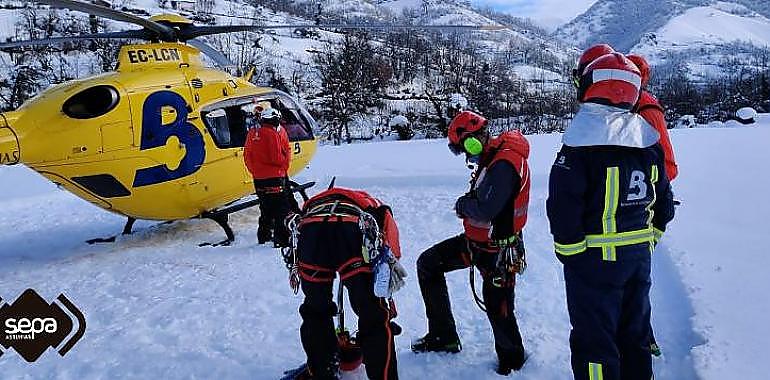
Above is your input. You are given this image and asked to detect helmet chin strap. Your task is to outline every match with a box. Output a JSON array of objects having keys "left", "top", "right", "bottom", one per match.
[{"left": 466, "top": 155, "right": 480, "bottom": 169}]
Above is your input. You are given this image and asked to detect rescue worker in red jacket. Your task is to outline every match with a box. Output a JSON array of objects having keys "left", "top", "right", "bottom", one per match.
[
  {"left": 412, "top": 110, "right": 531, "bottom": 375},
  {"left": 627, "top": 53, "right": 679, "bottom": 357},
  {"left": 243, "top": 107, "right": 295, "bottom": 247},
  {"left": 628, "top": 54, "right": 679, "bottom": 181},
  {"left": 284, "top": 187, "right": 405, "bottom": 380},
  {"left": 548, "top": 52, "right": 675, "bottom": 380}
]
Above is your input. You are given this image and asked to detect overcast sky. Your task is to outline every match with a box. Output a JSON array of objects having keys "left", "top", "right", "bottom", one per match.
[{"left": 472, "top": 0, "right": 598, "bottom": 30}]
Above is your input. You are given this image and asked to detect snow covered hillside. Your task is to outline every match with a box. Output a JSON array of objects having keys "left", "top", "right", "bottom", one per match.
[
  {"left": 0, "top": 0, "right": 577, "bottom": 138},
  {"left": 1, "top": 118, "right": 769, "bottom": 379},
  {"left": 556, "top": 0, "right": 770, "bottom": 62}
]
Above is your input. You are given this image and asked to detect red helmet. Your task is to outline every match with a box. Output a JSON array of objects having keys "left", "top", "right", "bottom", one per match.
[
  {"left": 576, "top": 44, "right": 615, "bottom": 75},
  {"left": 448, "top": 110, "right": 488, "bottom": 146},
  {"left": 578, "top": 53, "right": 642, "bottom": 109},
  {"left": 627, "top": 54, "right": 651, "bottom": 88}
]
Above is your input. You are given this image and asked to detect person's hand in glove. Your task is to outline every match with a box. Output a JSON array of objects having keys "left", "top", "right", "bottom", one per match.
[
  {"left": 454, "top": 191, "right": 475, "bottom": 218},
  {"left": 388, "top": 255, "right": 408, "bottom": 295}
]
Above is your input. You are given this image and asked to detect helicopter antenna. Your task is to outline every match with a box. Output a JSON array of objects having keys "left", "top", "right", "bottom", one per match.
[{"left": 327, "top": 177, "right": 336, "bottom": 190}]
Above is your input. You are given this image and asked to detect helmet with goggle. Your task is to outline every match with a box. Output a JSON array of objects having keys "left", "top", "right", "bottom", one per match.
[
  {"left": 572, "top": 44, "right": 615, "bottom": 88},
  {"left": 448, "top": 110, "right": 488, "bottom": 156}
]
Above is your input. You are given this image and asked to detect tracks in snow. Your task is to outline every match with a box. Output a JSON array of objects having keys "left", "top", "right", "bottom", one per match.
[{"left": 650, "top": 243, "right": 706, "bottom": 379}]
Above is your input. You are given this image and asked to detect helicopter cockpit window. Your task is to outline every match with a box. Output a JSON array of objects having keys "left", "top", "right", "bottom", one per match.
[
  {"left": 201, "top": 101, "right": 252, "bottom": 149},
  {"left": 62, "top": 85, "right": 120, "bottom": 119},
  {"left": 203, "top": 109, "right": 232, "bottom": 147}
]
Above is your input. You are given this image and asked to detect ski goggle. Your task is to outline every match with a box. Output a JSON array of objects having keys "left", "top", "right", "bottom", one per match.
[
  {"left": 572, "top": 69, "right": 581, "bottom": 88},
  {"left": 449, "top": 136, "right": 483, "bottom": 156}
]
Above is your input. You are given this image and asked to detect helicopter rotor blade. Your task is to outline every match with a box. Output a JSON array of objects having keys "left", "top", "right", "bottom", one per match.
[
  {"left": 187, "top": 39, "right": 235, "bottom": 68},
  {"left": 35, "top": 0, "right": 176, "bottom": 40},
  {"left": 0, "top": 29, "right": 147, "bottom": 49},
  {"left": 202, "top": 12, "right": 507, "bottom": 32},
  {"left": 181, "top": 23, "right": 502, "bottom": 39}
]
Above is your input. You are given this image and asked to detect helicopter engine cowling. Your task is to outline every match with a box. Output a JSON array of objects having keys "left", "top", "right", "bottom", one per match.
[{"left": 0, "top": 114, "right": 20, "bottom": 165}]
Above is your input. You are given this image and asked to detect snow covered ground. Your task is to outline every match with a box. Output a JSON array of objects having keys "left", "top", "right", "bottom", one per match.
[{"left": 1, "top": 120, "right": 770, "bottom": 379}]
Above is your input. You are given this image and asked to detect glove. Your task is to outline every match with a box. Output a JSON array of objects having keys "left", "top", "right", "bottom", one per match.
[
  {"left": 388, "top": 256, "right": 408, "bottom": 295},
  {"left": 513, "top": 237, "right": 527, "bottom": 274},
  {"left": 454, "top": 198, "right": 464, "bottom": 218},
  {"left": 454, "top": 192, "right": 473, "bottom": 218}
]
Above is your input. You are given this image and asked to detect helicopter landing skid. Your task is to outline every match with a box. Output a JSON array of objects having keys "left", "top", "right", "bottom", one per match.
[
  {"left": 197, "top": 181, "right": 316, "bottom": 247},
  {"left": 198, "top": 212, "right": 236, "bottom": 247},
  {"left": 86, "top": 217, "right": 137, "bottom": 244}
]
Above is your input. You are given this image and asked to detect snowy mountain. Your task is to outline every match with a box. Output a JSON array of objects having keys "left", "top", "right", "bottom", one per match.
[
  {"left": 631, "top": 2, "right": 770, "bottom": 78},
  {"left": 555, "top": 0, "right": 770, "bottom": 57}
]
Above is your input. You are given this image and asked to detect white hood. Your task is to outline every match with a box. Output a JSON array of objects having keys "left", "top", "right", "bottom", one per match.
[{"left": 563, "top": 103, "right": 660, "bottom": 148}]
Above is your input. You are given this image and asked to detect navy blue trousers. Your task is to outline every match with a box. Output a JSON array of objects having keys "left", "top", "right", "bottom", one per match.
[{"left": 563, "top": 251, "right": 652, "bottom": 380}]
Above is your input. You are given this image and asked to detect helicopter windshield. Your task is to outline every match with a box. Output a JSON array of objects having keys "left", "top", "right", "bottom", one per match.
[{"left": 272, "top": 91, "right": 316, "bottom": 142}]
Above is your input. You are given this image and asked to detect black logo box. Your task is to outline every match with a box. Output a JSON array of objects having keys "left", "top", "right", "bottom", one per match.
[{"left": 0, "top": 289, "right": 86, "bottom": 362}]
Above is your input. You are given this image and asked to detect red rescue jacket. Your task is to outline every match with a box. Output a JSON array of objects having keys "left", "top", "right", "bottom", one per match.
[
  {"left": 243, "top": 124, "right": 291, "bottom": 180},
  {"left": 303, "top": 188, "right": 401, "bottom": 259},
  {"left": 463, "top": 131, "right": 531, "bottom": 243},
  {"left": 635, "top": 91, "right": 679, "bottom": 181}
]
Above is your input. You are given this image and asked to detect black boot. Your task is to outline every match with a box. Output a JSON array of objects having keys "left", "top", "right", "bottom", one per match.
[
  {"left": 496, "top": 351, "right": 527, "bottom": 375},
  {"left": 281, "top": 363, "right": 339, "bottom": 380},
  {"left": 411, "top": 333, "right": 462, "bottom": 353},
  {"left": 257, "top": 226, "right": 273, "bottom": 245},
  {"left": 273, "top": 224, "right": 290, "bottom": 248}
]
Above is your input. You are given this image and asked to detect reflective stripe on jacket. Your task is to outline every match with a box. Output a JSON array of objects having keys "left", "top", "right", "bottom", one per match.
[{"left": 547, "top": 144, "right": 675, "bottom": 261}]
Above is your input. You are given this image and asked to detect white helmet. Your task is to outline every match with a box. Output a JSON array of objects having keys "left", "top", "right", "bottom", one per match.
[
  {"left": 260, "top": 108, "right": 282, "bottom": 126},
  {"left": 448, "top": 93, "right": 468, "bottom": 110}
]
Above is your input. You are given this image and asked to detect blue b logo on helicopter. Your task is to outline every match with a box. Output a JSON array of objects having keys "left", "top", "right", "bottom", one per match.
[{"left": 133, "top": 91, "right": 205, "bottom": 187}]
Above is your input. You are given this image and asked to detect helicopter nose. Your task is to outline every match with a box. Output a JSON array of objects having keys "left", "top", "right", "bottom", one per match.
[{"left": 0, "top": 115, "right": 20, "bottom": 165}]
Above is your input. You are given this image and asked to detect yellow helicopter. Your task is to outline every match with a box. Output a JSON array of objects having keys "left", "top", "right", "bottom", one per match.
[{"left": 0, "top": 0, "right": 498, "bottom": 246}]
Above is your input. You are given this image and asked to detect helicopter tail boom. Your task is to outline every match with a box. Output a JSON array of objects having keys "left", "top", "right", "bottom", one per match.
[{"left": 0, "top": 114, "right": 19, "bottom": 165}]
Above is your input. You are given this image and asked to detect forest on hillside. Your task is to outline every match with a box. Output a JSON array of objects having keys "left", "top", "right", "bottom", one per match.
[{"left": 1, "top": 0, "right": 768, "bottom": 142}]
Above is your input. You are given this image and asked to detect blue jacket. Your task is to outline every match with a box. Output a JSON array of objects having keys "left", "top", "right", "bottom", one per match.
[{"left": 547, "top": 104, "right": 675, "bottom": 261}]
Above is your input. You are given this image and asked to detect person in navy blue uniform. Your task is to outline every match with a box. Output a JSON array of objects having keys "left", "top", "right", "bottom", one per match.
[{"left": 547, "top": 52, "right": 675, "bottom": 380}]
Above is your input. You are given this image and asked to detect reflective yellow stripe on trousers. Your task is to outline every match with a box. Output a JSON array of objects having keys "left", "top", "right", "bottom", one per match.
[
  {"left": 602, "top": 167, "right": 620, "bottom": 261},
  {"left": 589, "top": 362, "right": 604, "bottom": 380}
]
